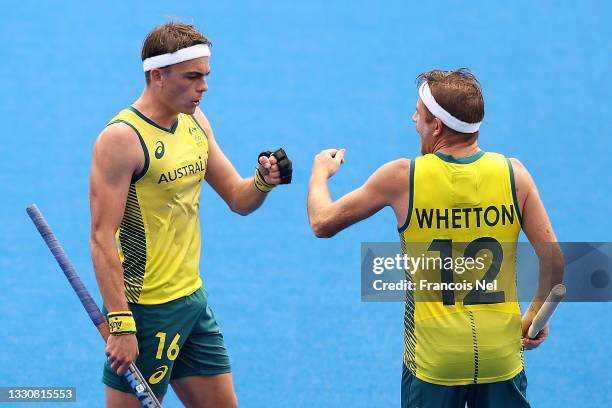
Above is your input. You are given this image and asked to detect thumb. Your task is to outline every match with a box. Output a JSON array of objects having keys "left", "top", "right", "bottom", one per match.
[
  {"left": 259, "top": 155, "right": 271, "bottom": 169},
  {"left": 334, "top": 148, "right": 346, "bottom": 164}
]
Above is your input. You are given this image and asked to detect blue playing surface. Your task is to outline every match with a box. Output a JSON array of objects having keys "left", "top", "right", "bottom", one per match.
[{"left": 1, "top": 1, "right": 610, "bottom": 406}]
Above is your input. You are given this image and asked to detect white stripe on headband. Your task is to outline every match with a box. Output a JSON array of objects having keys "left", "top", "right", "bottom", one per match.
[
  {"left": 142, "top": 44, "right": 211, "bottom": 72},
  {"left": 418, "top": 82, "right": 481, "bottom": 133}
]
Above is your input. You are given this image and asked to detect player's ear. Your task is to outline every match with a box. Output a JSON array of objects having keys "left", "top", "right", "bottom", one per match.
[
  {"left": 433, "top": 117, "right": 444, "bottom": 137},
  {"left": 149, "top": 68, "right": 164, "bottom": 87}
]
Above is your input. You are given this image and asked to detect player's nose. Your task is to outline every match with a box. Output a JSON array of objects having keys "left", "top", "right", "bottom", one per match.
[{"left": 197, "top": 78, "right": 208, "bottom": 93}]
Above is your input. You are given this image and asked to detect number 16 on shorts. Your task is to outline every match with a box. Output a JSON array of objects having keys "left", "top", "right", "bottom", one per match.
[{"left": 149, "top": 332, "right": 181, "bottom": 384}]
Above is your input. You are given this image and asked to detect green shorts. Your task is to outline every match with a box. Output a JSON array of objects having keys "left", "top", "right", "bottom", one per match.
[
  {"left": 102, "top": 288, "right": 231, "bottom": 396},
  {"left": 401, "top": 365, "right": 530, "bottom": 408}
]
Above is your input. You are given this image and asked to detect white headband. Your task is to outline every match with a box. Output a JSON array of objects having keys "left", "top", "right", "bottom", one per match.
[
  {"left": 142, "top": 44, "right": 211, "bottom": 72},
  {"left": 418, "top": 82, "right": 481, "bottom": 133}
]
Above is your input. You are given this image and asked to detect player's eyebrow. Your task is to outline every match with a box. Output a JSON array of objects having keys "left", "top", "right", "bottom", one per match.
[{"left": 185, "top": 70, "right": 211, "bottom": 77}]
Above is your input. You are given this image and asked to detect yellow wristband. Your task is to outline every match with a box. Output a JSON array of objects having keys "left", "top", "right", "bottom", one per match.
[
  {"left": 254, "top": 168, "right": 275, "bottom": 193},
  {"left": 107, "top": 311, "right": 137, "bottom": 336}
]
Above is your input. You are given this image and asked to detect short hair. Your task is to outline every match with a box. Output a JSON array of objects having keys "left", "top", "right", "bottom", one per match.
[
  {"left": 416, "top": 68, "right": 485, "bottom": 134},
  {"left": 141, "top": 22, "right": 211, "bottom": 84}
]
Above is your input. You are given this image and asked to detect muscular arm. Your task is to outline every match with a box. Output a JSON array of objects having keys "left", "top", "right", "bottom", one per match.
[
  {"left": 511, "top": 158, "right": 564, "bottom": 347},
  {"left": 307, "top": 150, "right": 410, "bottom": 238},
  {"left": 89, "top": 122, "right": 143, "bottom": 375},
  {"left": 90, "top": 123, "right": 143, "bottom": 312},
  {"left": 194, "top": 108, "right": 272, "bottom": 216}
]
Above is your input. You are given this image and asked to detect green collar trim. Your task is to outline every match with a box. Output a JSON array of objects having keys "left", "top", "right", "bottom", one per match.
[
  {"left": 128, "top": 106, "right": 178, "bottom": 134},
  {"left": 434, "top": 151, "right": 485, "bottom": 164}
]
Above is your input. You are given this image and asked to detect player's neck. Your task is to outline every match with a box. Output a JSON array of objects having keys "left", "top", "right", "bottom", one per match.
[
  {"left": 432, "top": 137, "right": 480, "bottom": 158},
  {"left": 132, "top": 90, "right": 179, "bottom": 129}
]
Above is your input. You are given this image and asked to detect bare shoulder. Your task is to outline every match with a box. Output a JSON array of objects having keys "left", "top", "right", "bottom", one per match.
[
  {"left": 383, "top": 158, "right": 411, "bottom": 171},
  {"left": 508, "top": 157, "right": 539, "bottom": 212},
  {"left": 373, "top": 158, "right": 411, "bottom": 180},
  {"left": 508, "top": 157, "right": 526, "bottom": 173},
  {"left": 508, "top": 157, "right": 535, "bottom": 188},
  {"left": 193, "top": 106, "right": 209, "bottom": 123},
  {"left": 93, "top": 122, "right": 143, "bottom": 174},
  {"left": 96, "top": 122, "right": 140, "bottom": 150},
  {"left": 368, "top": 158, "right": 411, "bottom": 193},
  {"left": 193, "top": 107, "right": 214, "bottom": 137}
]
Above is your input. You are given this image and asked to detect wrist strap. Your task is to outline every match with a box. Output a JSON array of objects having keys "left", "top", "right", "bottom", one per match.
[
  {"left": 254, "top": 168, "right": 275, "bottom": 193},
  {"left": 107, "top": 311, "right": 137, "bottom": 336}
]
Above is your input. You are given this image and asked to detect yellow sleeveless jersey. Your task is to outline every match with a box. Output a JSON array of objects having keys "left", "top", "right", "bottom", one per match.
[
  {"left": 107, "top": 106, "right": 208, "bottom": 305},
  {"left": 398, "top": 151, "right": 523, "bottom": 385}
]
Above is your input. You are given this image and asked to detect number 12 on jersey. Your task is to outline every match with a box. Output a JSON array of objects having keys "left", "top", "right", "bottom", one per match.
[{"left": 428, "top": 237, "right": 506, "bottom": 306}]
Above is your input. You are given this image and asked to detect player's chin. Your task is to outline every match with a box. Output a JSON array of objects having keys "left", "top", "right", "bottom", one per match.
[
  {"left": 183, "top": 105, "right": 197, "bottom": 115},
  {"left": 182, "top": 101, "right": 200, "bottom": 114}
]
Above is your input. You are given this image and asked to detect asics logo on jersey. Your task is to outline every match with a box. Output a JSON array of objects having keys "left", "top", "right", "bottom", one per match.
[{"left": 155, "top": 141, "right": 165, "bottom": 159}]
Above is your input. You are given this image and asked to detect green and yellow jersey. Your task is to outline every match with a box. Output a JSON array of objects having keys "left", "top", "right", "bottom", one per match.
[
  {"left": 399, "top": 151, "right": 523, "bottom": 385},
  {"left": 107, "top": 106, "right": 209, "bottom": 305}
]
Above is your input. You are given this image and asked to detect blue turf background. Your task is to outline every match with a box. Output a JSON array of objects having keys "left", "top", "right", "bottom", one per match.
[{"left": 1, "top": 0, "right": 610, "bottom": 406}]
